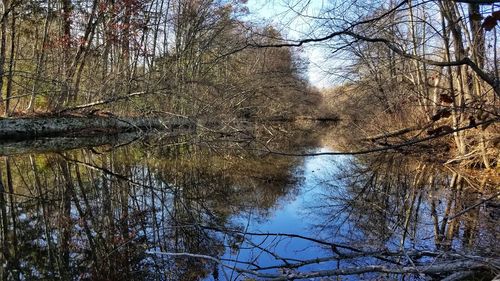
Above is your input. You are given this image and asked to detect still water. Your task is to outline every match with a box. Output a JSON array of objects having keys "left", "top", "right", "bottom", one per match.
[{"left": 0, "top": 128, "right": 497, "bottom": 280}]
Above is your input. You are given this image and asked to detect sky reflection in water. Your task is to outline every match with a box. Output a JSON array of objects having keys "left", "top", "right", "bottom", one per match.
[{"left": 0, "top": 134, "right": 497, "bottom": 280}]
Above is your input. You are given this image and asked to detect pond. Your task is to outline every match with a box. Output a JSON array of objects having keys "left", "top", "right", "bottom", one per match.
[{"left": 0, "top": 126, "right": 497, "bottom": 280}]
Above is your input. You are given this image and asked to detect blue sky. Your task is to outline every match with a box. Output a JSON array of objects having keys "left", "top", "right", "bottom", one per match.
[{"left": 245, "top": 0, "right": 334, "bottom": 89}]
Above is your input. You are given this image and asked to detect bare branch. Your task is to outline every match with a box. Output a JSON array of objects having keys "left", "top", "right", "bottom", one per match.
[
  {"left": 250, "top": 30, "right": 500, "bottom": 96},
  {"left": 58, "top": 90, "right": 167, "bottom": 113}
]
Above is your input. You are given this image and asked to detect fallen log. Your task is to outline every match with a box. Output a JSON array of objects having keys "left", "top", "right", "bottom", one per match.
[
  {"left": 0, "top": 132, "right": 139, "bottom": 156},
  {"left": 0, "top": 116, "right": 196, "bottom": 139}
]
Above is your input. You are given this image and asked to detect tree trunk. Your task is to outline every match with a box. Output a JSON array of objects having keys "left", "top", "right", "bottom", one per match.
[
  {"left": 4, "top": 3, "right": 15, "bottom": 116},
  {"left": 57, "top": 0, "right": 73, "bottom": 110},
  {"left": 0, "top": 0, "right": 10, "bottom": 109},
  {"left": 27, "top": 0, "right": 50, "bottom": 112}
]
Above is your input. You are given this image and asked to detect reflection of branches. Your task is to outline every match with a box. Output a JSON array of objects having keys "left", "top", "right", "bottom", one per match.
[
  {"left": 4, "top": 137, "right": 497, "bottom": 280},
  {"left": 446, "top": 191, "right": 500, "bottom": 221},
  {"left": 107, "top": 144, "right": 497, "bottom": 280},
  {"left": 146, "top": 251, "right": 231, "bottom": 281},
  {"left": 59, "top": 154, "right": 171, "bottom": 192},
  {"left": 204, "top": 225, "right": 361, "bottom": 252}
]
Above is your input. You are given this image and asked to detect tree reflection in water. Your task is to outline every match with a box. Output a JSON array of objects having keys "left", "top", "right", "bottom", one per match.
[
  {"left": 0, "top": 132, "right": 498, "bottom": 280},
  {"left": 0, "top": 129, "right": 310, "bottom": 280},
  {"left": 300, "top": 154, "right": 498, "bottom": 280}
]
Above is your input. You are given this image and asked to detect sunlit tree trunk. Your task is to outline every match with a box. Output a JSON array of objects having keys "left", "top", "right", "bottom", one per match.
[
  {"left": 0, "top": 0, "right": 10, "bottom": 111},
  {"left": 4, "top": 3, "right": 14, "bottom": 116},
  {"left": 27, "top": 0, "right": 51, "bottom": 112},
  {"left": 53, "top": 0, "right": 73, "bottom": 110},
  {"left": 408, "top": 1, "right": 428, "bottom": 115},
  {"left": 71, "top": 0, "right": 99, "bottom": 103},
  {"left": 440, "top": 6, "right": 466, "bottom": 156}
]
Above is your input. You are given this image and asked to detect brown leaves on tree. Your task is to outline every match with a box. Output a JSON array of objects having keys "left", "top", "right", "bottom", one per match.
[
  {"left": 439, "top": 94, "right": 454, "bottom": 104},
  {"left": 431, "top": 109, "right": 452, "bottom": 122},
  {"left": 482, "top": 11, "right": 500, "bottom": 31},
  {"left": 427, "top": 125, "right": 453, "bottom": 136},
  {"left": 482, "top": 16, "right": 497, "bottom": 31}
]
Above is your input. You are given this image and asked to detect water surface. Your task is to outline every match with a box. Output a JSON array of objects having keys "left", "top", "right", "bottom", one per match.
[{"left": 0, "top": 129, "right": 497, "bottom": 280}]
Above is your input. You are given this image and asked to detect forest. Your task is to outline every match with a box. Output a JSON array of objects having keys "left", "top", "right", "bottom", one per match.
[
  {"left": 0, "top": 0, "right": 498, "bottom": 280},
  {"left": 0, "top": 0, "right": 496, "bottom": 165},
  {"left": 0, "top": 0, "right": 320, "bottom": 123}
]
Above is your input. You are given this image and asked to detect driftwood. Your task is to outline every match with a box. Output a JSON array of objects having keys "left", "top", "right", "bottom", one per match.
[{"left": 0, "top": 116, "right": 196, "bottom": 139}]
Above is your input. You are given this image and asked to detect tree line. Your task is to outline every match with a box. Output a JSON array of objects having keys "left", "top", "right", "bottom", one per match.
[{"left": 0, "top": 0, "right": 321, "bottom": 122}]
